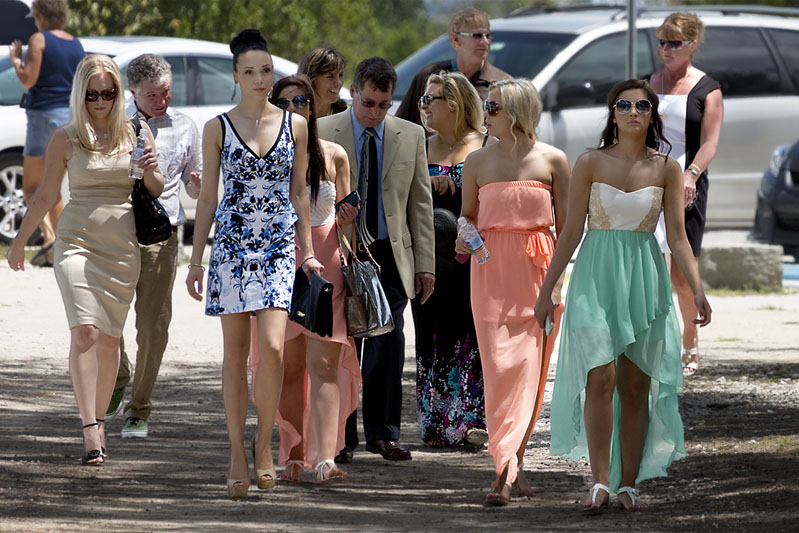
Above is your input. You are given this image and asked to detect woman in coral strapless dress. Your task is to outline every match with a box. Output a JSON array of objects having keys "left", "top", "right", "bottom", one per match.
[
  {"left": 535, "top": 80, "right": 712, "bottom": 513},
  {"left": 456, "top": 79, "right": 570, "bottom": 506}
]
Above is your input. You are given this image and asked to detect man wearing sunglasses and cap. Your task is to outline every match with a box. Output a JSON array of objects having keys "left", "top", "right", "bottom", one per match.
[
  {"left": 396, "top": 7, "right": 511, "bottom": 127},
  {"left": 318, "top": 57, "right": 434, "bottom": 464},
  {"left": 105, "top": 54, "right": 203, "bottom": 439}
]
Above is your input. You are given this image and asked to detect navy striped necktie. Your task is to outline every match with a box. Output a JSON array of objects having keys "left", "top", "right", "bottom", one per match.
[{"left": 358, "top": 127, "right": 379, "bottom": 245}]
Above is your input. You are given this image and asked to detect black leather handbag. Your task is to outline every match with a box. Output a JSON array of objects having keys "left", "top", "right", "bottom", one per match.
[
  {"left": 130, "top": 117, "right": 172, "bottom": 245},
  {"left": 289, "top": 270, "right": 334, "bottom": 337}
]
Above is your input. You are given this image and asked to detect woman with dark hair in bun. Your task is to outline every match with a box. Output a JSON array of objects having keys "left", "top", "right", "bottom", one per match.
[{"left": 186, "top": 29, "right": 323, "bottom": 498}]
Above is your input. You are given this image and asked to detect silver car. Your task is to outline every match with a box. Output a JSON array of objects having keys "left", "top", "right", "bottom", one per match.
[{"left": 394, "top": 5, "right": 799, "bottom": 228}]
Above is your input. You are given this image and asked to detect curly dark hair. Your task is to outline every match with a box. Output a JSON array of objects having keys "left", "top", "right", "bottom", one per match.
[
  {"left": 269, "top": 75, "right": 327, "bottom": 203},
  {"left": 598, "top": 79, "right": 671, "bottom": 159}
]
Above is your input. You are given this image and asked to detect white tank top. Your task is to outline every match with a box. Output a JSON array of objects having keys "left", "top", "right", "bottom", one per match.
[{"left": 309, "top": 180, "right": 336, "bottom": 226}]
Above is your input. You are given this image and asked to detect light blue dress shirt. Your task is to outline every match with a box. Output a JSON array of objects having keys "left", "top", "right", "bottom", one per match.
[{"left": 351, "top": 108, "right": 389, "bottom": 241}]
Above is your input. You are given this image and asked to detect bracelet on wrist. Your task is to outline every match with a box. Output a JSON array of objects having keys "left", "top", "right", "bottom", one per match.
[
  {"left": 299, "top": 255, "right": 316, "bottom": 268},
  {"left": 188, "top": 263, "right": 205, "bottom": 272},
  {"left": 687, "top": 164, "right": 701, "bottom": 177}
]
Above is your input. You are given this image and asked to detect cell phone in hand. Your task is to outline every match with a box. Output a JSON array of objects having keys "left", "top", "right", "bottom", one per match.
[{"left": 335, "top": 190, "right": 360, "bottom": 211}]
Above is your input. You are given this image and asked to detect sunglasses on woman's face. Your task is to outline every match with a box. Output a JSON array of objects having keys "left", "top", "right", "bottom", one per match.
[
  {"left": 420, "top": 94, "right": 445, "bottom": 106},
  {"left": 614, "top": 99, "right": 652, "bottom": 115},
  {"left": 483, "top": 100, "right": 502, "bottom": 117},
  {"left": 658, "top": 39, "right": 693, "bottom": 50},
  {"left": 85, "top": 88, "right": 117, "bottom": 102},
  {"left": 274, "top": 94, "right": 308, "bottom": 110}
]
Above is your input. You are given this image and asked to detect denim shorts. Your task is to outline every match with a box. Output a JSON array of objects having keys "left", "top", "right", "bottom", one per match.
[{"left": 24, "top": 106, "right": 71, "bottom": 157}]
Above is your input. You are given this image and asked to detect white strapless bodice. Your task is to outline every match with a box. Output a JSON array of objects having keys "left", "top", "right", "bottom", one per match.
[
  {"left": 309, "top": 180, "right": 336, "bottom": 226},
  {"left": 587, "top": 182, "right": 663, "bottom": 233}
]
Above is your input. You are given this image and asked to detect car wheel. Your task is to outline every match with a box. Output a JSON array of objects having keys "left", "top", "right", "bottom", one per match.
[{"left": 0, "top": 152, "right": 41, "bottom": 245}]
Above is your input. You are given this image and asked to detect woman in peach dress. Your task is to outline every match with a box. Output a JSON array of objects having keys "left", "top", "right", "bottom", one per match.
[{"left": 456, "top": 79, "right": 570, "bottom": 506}]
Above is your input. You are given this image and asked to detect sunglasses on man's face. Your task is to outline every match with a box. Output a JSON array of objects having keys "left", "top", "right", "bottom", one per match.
[
  {"left": 85, "top": 88, "right": 117, "bottom": 102},
  {"left": 614, "top": 99, "right": 652, "bottom": 115},
  {"left": 457, "top": 31, "right": 493, "bottom": 41},
  {"left": 274, "top": 94, "right": 308, "bottom": 110},
  {"left": 420, "top": 94, "right": 445, "bottom": 106},
  {"left": 658, "top": 39, "right": 693, "bottom": 50},
  {"left": 356, "top": 92, "right": 392, "bottom": 110},
  {"left": 483, "top": 100, "right": 502, "bottom": 117}
]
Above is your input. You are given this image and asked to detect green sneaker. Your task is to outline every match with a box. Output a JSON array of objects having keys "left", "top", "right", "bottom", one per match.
[
  {"left": 121, "top": 417, "right": 148, "bottom": 438},
  {"left": 105, "top": 387, "right": 125, "bottom": 418}
]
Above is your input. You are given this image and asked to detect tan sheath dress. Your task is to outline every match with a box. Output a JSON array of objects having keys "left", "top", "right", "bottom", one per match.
[{"left": 53, "top": 127, "right": 140, "bottom": 337}]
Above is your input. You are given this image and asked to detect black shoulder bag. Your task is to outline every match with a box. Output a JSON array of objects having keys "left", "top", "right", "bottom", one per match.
[{"left": 130, "top": 117, "right": 172, "bottom": 245}]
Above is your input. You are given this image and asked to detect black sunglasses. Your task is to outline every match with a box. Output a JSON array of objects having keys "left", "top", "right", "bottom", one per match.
[
  {"left": 614, "top": 99, "right": 652, "bottom": 115},
  {"left": 274, "top": 94, "right": 308, "bottom": 110},
  {"left": 457, "top": 31, "right": 493, "bottom": 41},
  {"left": 483, "top": 100, "right": 502, "bottom": 117},
  {"left": 420, "top": 94, "right": 445, "bottom": 106},
  {"left": 85, "top": 88, "right": 117, "bottom": 102},
  {"left": 657, "top": 39, "right": 693, "bottom": 50}
]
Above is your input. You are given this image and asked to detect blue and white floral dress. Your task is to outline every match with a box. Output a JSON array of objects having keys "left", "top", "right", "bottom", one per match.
[{"left": 205, "top": 110, "right": 297, "bottom": 315}]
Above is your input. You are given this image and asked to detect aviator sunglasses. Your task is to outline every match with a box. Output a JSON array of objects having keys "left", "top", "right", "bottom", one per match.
[
  {"left": 614, "top": 99, "right": 652, "bottom": 115},
  {"left": 85, "top": 87, "right": 117, "bottom": 102},
  {"left": 274, "top": 94, "right": 308, "bottom": 110},
  {"left": 658, "top": 39, "right": 693, "bottom": 50},
  {"left": 420, "top": 94, "right": 445, "bottom": 106},
  {"left": 483, "top": 100, "right": 502, "bottom": 117}
]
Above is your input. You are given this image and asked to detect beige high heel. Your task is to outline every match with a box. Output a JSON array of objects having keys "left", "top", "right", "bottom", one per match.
[
  {"left": 252, "top": 437, "right": 276, "bottom": 489},
  {"left": 226, "top": 477, "right": 249, "bottom": 499}
]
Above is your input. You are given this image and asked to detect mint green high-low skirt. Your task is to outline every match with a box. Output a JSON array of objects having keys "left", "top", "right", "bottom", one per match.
[{"left": 550, "top": 229, "right": 685, "bottom": 492}]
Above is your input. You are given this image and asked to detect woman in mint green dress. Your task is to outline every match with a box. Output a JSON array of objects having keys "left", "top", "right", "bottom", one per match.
[{"left": 535, "top": 79, "right": 711, "bottom": 512}]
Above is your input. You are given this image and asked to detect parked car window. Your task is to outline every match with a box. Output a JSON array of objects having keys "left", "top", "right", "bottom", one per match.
[
  {"left": 550, "top": 31, "right": 654, "bottom": 108},
  {"left": 0, "top": 57, "right": 24, "bottom": 106},
  {"left": 768, "top": 28, "right": 799, "bottom": 91},
  {"left": 693, "top": 28, "right": 781, "bottom": 97},
  {"left": 393, "top": 31, "right": 575, "bottom": 102},
  {"left": 163, "top": 55, "right": 188, "bottom": 107},
  {"left": 195, "top": 56, "right": 237, "bottom": 106}
]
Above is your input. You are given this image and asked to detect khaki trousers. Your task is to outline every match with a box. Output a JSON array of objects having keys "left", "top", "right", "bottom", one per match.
[{"left": 115, "top": 231, "right": 179, "bottom": 420}]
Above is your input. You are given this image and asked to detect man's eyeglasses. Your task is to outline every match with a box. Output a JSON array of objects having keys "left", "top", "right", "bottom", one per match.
[
  {"left": 613, "top": 99, "right": 652, "bottom": 115},
  {"left": 483, "top": 100, "right": 502, "bottom": 117},
  {"left": 355, "top": 92, "right": 392, "bottom": 110},
  {"left": 85, "top": 88, "right": 117, "bottom": 102},
  {"left": 657, "top": 39, "right": 693, "bottom": 50},
  {"left": 457, "top": 31, "right": 493, "bottom": 41},
  {"left": 420, "top": 94, "right": 445, "bottom": 106},
  {"left": 273, "top": 94, "right": 308, "bottom": 110}
]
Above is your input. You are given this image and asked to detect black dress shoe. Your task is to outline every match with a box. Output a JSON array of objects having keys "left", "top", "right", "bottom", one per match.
[
  {"left": 365, "top": 440, "right": 412, "bottom": 461},
  {"left": 334, "top": 446, "right": 353, "bottom": 464}
]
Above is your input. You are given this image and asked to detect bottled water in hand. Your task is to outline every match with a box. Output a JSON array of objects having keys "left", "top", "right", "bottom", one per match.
[
  {"left": 457, "top": 216, "right": 490, "bottom": 264},
  {"left": 128, "top": 128, "right": 148, "bottom": 180}
]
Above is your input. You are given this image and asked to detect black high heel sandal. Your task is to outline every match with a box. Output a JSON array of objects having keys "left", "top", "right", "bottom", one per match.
[
  {"left": 96, "top": 418, "right": 107, "bottom": 460},
  {"left": 81, "top": 422, "right": 104, "bottom": 466}
]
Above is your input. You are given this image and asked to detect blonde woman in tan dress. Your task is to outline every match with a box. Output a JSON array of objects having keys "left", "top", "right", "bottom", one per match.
[{"left": 7, "top": 55, "right": 164, "bottom": 466}]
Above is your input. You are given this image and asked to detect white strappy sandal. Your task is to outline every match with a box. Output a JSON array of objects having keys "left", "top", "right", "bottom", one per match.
[
  {"left": 581, "top": 482, "right": 609, "bottom": 514},
  {"left": 617, "top": 485, "right": 647, "bottom": 511},
  {"left": 315, "top": 459, "right": 347, "bottom": 484},
  {"left": 682, "top": 347, "right": 699, "bottom": 377}
]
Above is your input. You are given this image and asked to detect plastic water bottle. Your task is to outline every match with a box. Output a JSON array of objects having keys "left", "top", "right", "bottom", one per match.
[
  {"left": 128, "top": 128, "right": 148, "bottom": 179},
  {"left": 458, "top": 216, "right": 490, "bottom": 264}
]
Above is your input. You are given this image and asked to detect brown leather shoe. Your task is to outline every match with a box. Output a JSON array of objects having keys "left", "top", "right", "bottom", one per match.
[{"left": 365, "top": 440, "right": 412, "bottom": 461}]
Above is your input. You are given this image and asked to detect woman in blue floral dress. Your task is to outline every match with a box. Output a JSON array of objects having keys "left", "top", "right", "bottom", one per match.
[
  {"left": 186, "top": 29, "right": 322, "bottom": 499},
  {"left": 410, "top": 72, "right": 493, "bottom": 448}
]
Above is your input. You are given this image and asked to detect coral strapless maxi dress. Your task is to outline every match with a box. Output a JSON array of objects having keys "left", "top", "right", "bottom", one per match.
[
  {"left": 550, "top": 182, "right": 685, "bottom": 493},
  {"left": 470, "top": 180, "right": 561, "bottom": 484}
]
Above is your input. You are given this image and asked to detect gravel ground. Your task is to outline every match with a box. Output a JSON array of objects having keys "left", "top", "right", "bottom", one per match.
[{"left": 0, "top": 257, "right": 797, "bottom": 532}]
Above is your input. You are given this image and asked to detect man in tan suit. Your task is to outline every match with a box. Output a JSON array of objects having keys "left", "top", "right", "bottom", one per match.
[{"left": 318, "top": 57, "right": 434, "bottom": 462}]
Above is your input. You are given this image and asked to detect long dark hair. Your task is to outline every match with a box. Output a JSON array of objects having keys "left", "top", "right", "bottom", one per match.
[
  {"left": 598, "top": 79, "right": 671, "bottom": 159},
  {"left": 269, "top": 75, "right": 327, "bottom": 203}
]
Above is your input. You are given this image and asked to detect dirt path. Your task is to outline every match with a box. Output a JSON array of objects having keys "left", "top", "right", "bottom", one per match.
[{"left": 1, "top": 263, "right": 797, "bottom": 532}]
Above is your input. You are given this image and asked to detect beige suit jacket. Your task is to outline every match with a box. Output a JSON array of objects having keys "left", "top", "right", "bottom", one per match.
[{"left": 318, "top": 111, "right": 434, "bottom": 299}]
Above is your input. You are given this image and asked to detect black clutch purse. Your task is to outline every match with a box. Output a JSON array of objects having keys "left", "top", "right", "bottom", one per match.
[
  {"left": 130, "top": 116, "right": 172, "bottom": 245},
  {"left": 290, "top": 270, "right": 334, "bottom": 337}
]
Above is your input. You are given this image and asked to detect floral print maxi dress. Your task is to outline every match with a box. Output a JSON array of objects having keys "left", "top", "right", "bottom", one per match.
[
  {"left": 205, "top": 111, "right": 297, "bottom": 315},
  {"left": 410, "top": 162, "right": 486, "bottom": 447}
]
